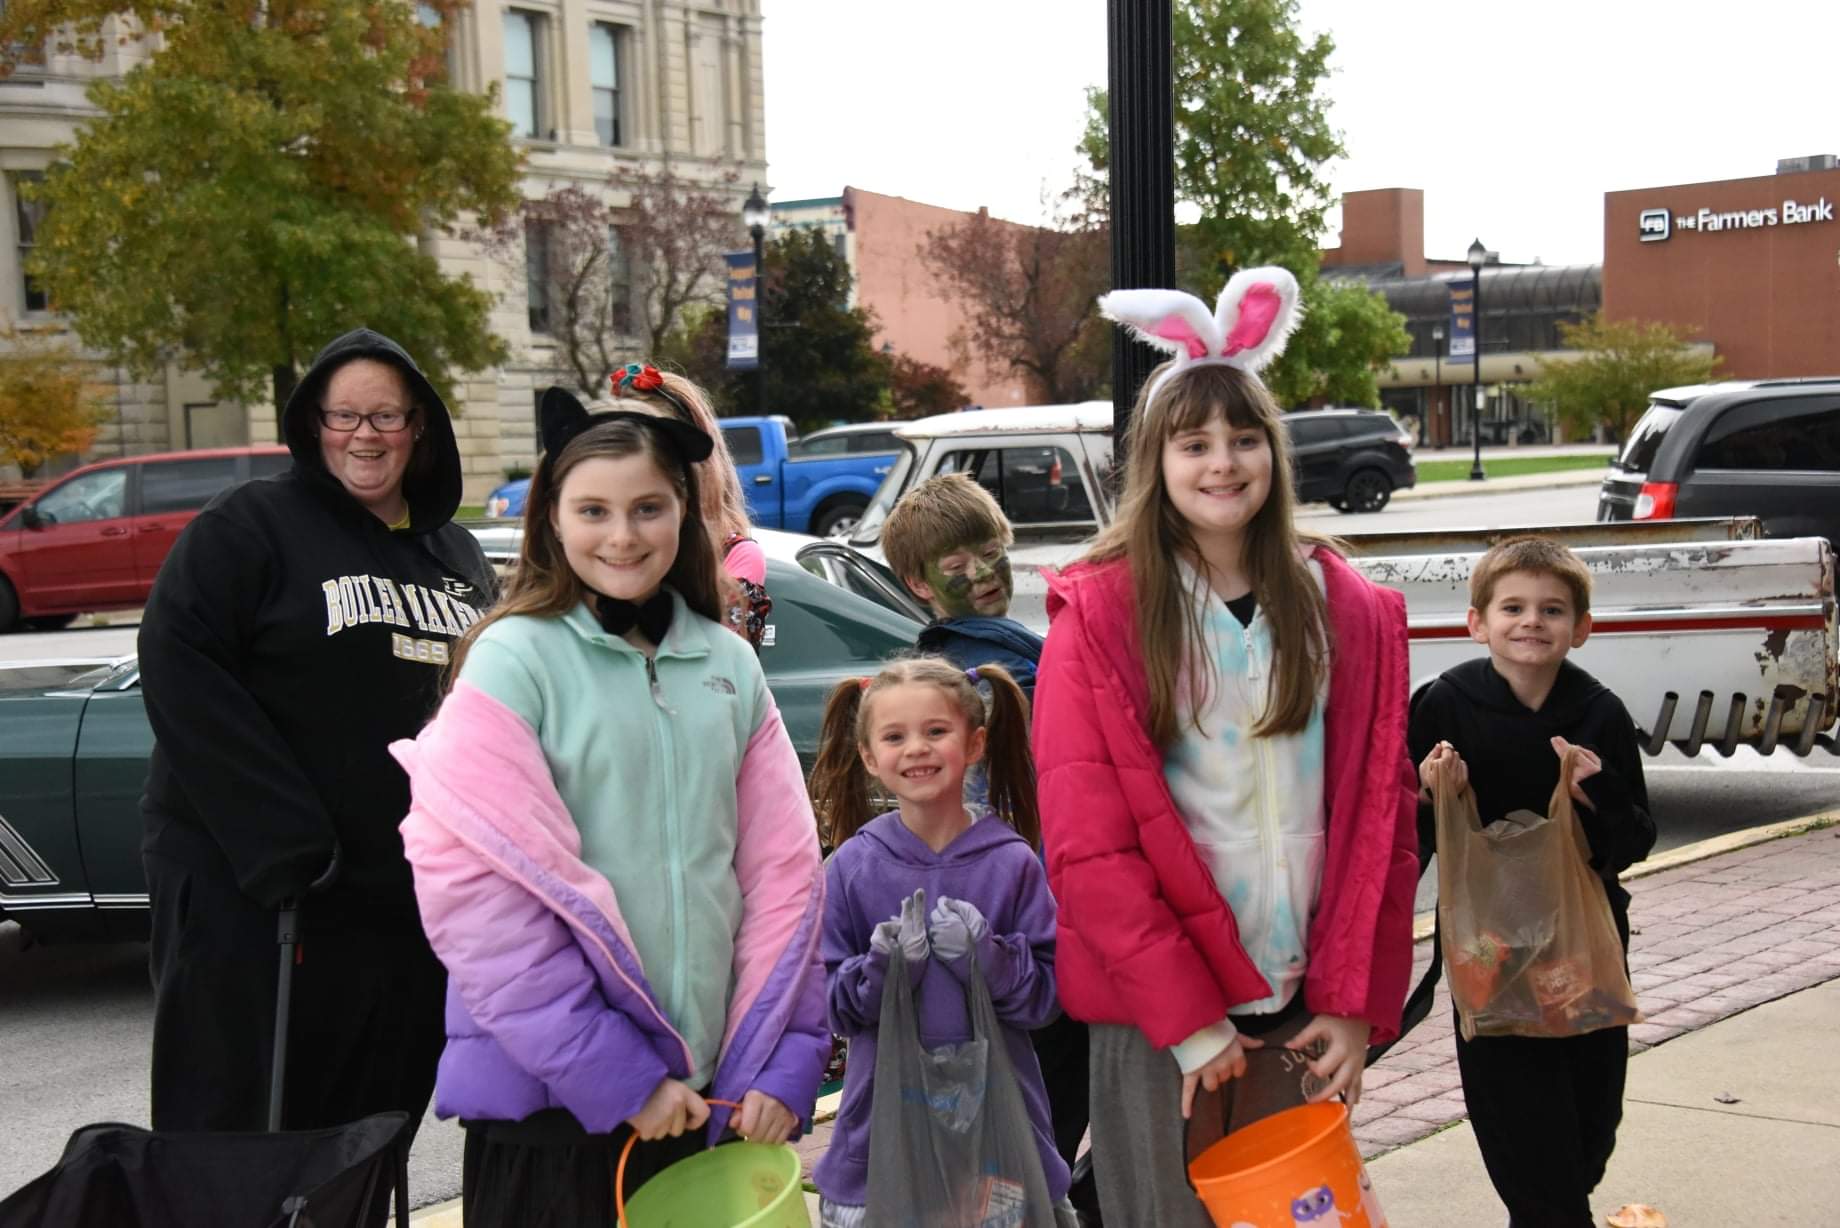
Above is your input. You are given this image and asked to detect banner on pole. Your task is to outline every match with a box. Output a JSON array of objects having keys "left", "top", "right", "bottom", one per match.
[
  {"left": 1447, "top": 279, "right": 1476, "bottom": 361},
  {"left": 725, "top": 252, "right": 759, "bottom": 369}
]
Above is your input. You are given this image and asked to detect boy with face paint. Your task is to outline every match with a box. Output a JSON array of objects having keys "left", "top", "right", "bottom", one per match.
[
  {"left": 881, "top": 473, "right": 1100, "bottom": 1223},
  {"left": 882, "top": 474, "right": 1044, "bottom": 699}
]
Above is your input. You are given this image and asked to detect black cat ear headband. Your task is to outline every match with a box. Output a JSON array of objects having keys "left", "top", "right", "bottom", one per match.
[{"left": 536, "top": 384, "right": 714, "bottom": 473}]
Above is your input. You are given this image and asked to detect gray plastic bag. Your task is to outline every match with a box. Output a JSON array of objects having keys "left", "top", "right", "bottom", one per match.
[{"left": 864, "top": 948, "right": 1056, "bottom": 1228}]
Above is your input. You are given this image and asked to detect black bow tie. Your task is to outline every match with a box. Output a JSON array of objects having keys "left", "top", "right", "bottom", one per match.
[{"left": 594, "top": 589, "right": 674, "bottom": 643}]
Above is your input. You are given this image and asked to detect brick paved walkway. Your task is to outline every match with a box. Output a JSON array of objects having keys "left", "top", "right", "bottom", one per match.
[{"left": 1352, "top": 825, "right": 1840, "bottom": 1158}]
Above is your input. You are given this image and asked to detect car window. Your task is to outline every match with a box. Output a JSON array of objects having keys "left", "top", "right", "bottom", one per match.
[
  {"left": 1696, "top": 401, "right": 1840, "bottom": 473},
  {"left": 793, "top": 434, "right": 848, "bottom": 457},
  {"left": 35, "top": 468, "right": 129, "bottom": 525},
  {"left": 1616, "top": 404, "right": 1683, "bottom": 474},
  {"left": 1284, "top": 416, "right": 1331, "bottom": 445},
  {"left": 936, "top": 445, "right": 1095, "bottom": 525},
  {"left": 250, "top": 452, "right": 291, "bottom": 479},
  {"left": 1342, "top": 415, "right": 1393, "bottom": 439},
  {"left": 724, "top": 426, "right": 764, "bottom": 466},
  {"left": 849, "top": 445, "right": 915, "bottom": 545},
  {"left": 848, "top": 432, "right": 901, "bottom": 454},
  {"left": 141, "top": 457, "right": 241, "bottom": 514}
]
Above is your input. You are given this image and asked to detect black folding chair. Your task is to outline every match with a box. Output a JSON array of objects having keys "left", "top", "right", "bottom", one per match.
[{"left": 0, "top": 904, "right": 413, "bottom": 1228}]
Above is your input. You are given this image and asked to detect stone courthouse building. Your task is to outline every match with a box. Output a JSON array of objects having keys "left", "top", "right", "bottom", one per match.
[{"left": 0, "top": 0, "right": 765, "bottom": 500}]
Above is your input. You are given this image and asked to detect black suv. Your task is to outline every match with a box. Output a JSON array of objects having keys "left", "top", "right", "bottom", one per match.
[
  {"left": 1281, "top": 409, "right": 1418, "bottom": 513},
  {"left": 1596, "top": 379, "right": 1840, "bottom": 545}
]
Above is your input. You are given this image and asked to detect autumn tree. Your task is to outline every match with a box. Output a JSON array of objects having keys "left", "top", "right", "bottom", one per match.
[
  {"left": 919, "top": 204, "right": 1111, "bottom": 405},
  {"left": 1080, "top": 0, "right": 1406, "bottom": 406},
  {"left": 0, "top": 319, "right": 105, "bottom": 474},
  {"left": 1526, "top": 314, "right": 1721, "bottom": 440},
  {"left": 888, "top": 353, "right": 969, "bottom": 418},
  {"left": 515, "top": 165, "right": 744, "bottom": 397},
  {"left": 0, "top": 0, "right": 524, "bottom": 420},
  {"left": 662, "top": 229, "right": 889, "bottom": 431}
]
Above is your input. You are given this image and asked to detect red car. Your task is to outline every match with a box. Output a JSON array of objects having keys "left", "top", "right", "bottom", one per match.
[{"left": 0, "top": 446, "right": 289, "bottom": 632}]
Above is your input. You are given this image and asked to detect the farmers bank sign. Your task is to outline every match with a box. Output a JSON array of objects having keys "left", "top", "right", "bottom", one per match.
[{"left": 1639, "top": 197, "right": 1834, "bottom": 242}]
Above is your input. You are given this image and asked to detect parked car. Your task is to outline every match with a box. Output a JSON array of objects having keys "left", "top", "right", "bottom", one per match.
[
  {"left": 836, "top": 402, "right": 1837, "bottom": 759},
  {"left": 1282, "top": 408, "right": 1418, "bottom": 512},
  {"left": 790, "top": 422, "right": 906, "bottom": 459},
  {"left": 0, "top": 446, "right": 291, "bottom": 633},
  {"left": 482, "top": 415, "right": 898, "bottom": 537},
  {"left": 1597, "top": 378, "right": 1840, "bottom": 547},
  {"left": 1473, "top": 416, "right": 1551, "bottom": 446},
  {"left": 0, "top": 547, "right": 920, "bottom": 944}
]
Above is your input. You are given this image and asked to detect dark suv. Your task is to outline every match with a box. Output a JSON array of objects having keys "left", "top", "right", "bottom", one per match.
[
  {"left": 1281, "top": 409, "right": 1418, "bottom": 513},
  {"left": 1596, "top": 379, "right": 1840, "bottom": 545}
]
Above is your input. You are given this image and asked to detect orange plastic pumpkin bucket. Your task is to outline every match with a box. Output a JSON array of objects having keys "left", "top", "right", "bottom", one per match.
[{"left": 1186, "top": 1101, "right": 1387, "bottom": 1227}]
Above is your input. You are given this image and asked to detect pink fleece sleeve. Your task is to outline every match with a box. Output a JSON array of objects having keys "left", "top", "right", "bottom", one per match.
[{"left": 723, "top": 537, "right": 767, "bottom": 587}]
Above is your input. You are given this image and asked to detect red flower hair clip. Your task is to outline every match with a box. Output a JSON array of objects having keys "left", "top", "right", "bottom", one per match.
[{"left": 612, "top": 362, "right": 665, "bottom": 394}]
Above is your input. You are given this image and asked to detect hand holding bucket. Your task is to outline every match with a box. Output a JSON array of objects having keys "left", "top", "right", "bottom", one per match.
[{"left": 615, "top": 1098, "right": 811, "bottom": 1228}]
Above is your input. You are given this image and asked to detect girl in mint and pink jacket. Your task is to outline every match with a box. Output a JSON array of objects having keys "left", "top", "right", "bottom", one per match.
[{"left": 393, "top": 379, "right": 827, "bottom": 1225}]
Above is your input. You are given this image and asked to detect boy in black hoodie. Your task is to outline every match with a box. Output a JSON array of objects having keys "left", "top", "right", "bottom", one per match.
[{"left": 1410, "top": 536, "right": 1656, "bottom": 1228}]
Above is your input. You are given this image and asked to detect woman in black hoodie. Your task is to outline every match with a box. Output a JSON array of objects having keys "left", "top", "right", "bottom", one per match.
[{"left": 138, "top": 329, "right": 496, "bottom": 1135}]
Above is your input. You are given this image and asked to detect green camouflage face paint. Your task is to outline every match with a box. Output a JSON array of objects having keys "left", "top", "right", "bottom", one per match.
[{"left": 923, "top": 545, "right": 1013, "bottom": 618}]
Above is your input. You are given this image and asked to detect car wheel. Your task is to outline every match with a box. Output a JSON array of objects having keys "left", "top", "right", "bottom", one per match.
[
  {"left": 812, "top": 501, "right": 867, "bottom": 538},
  {"left": 1342, "top": 468, "right": 1393, "bottom": 514},
  {"left": 0, "top": 577, "right": 18, "bottom": 633},
  {"left": 25, "top": 613, "right": 79, "bottom": 631},
  {"left": 1328, "top": 498, "right": 1347, "bottom": 512}
]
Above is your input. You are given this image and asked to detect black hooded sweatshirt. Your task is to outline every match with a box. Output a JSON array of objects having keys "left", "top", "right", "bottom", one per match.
[
  {"left": 1408, "top": 657, "right": 1657, "bottom": 939},
  {"left": 139, "top": 329, "right": 497, "bottom": 926}
]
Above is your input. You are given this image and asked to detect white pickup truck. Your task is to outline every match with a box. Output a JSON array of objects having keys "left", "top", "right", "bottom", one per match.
[{"left": 800, "top": 403, "right": 1838, "bottom": 757}]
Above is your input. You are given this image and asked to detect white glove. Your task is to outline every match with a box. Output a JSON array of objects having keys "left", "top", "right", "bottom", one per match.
[
  {"left": 927, "top": 896, "right": 989, "bottom": 964},
  {"left": 869, "top": 889, "right": 930, "bottom": 965}
]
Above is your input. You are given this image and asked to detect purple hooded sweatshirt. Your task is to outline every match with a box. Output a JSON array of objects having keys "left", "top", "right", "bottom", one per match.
[{"left": 814, "top": 809, "right": 1070, "bottom": 1206}]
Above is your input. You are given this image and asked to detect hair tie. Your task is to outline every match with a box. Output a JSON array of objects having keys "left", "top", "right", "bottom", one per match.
[
  {"left": 859, "top": 676, "right": 873, "bottom": 692},
  {"left": 965, "top": 667, "right": 981, "bottom": 684}
]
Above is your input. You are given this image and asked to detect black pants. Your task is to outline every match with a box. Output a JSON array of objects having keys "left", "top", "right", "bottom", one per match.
[
  {"left": 145, "top": 845, "right": 447, "bottom": 1136},
  {"left": 1455, "top": 1022, "right": 1628, "bottom": 1228},
  {"left": 1032, "top": 1010, "right": 1098, "bottom": 1221},
  {"left": 461, "top": 1108, "right": 706, "bottom": 1228}
]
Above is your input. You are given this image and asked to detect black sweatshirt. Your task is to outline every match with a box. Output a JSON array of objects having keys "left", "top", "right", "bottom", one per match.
[
  {"left": 1408, "top": 657, "right": 1657, "bottom": 938},
  {"left": 139, "top": 330, "right": 497, "bottom": 926}
]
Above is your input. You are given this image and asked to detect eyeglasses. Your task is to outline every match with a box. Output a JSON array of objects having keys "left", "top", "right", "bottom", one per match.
[{"left": 320, "top": 409, "right": 415, "bottom": 433}]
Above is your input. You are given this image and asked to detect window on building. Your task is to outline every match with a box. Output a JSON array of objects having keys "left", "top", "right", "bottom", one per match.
[
  {"left": 607, "top": 225, "right": 634, "bottom": 335},
  {"left": 10, "top": 171, "right": 46, "bottom": 313},
  {"left": 0, "top": 0, "right": 47, "bottom": 70},
  {"left": 525, "top": 219, "right": 552, "bottom": 334},
  {"left": 689, "top": 16, "right": 725, "bottom": 155},
  {"left": 503, "top": 10, "right": 544, "bottom": 139},
  {"left": 413, "top": 1, "right": 457, "bottom": 83},
  {"left": 589, "top": 23, "right": 626, "bottom": 147}
]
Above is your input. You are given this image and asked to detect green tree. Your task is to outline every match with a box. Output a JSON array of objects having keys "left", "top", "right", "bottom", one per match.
[
  {"left": 0, "top": 319, "right": 105, "bottom": 474},
  {"left": 1081, "top": 0, "right": 1406, "bottom": 406},
  {"left": 1526, "top": 314, "right": 1721, "bottom": 440},
  {"left": 662, "top": 230, "right": 890, "bottom": 431},
  {"left": 2, "top": 0, "right": 523, "bottom": 419}
]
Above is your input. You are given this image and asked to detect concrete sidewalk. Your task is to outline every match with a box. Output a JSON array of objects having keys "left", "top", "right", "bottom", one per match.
[{"left": 1370, "top": 975, "right": 1840, "bottom": 1226}]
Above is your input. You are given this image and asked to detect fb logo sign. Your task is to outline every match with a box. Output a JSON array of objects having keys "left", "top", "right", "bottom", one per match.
[{"left": 1639, "top": 208, "right": 1671, "bottom": 242}]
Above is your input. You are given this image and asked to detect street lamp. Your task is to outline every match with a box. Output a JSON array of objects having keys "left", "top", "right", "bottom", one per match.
[
  {"left": 743, "top": 183, "right": 770, "bottom": 419},
  {"left": 1467, "top": 237, "right": 1488, "bottom": 481},
  {"left": 1428, "top": 323, "right": 1444, "bottom": 448}
]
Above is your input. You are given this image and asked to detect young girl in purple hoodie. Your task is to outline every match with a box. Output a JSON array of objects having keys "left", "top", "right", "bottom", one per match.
[{"left": 807, "top": 657, "right": 1078, "bottom": 1228}]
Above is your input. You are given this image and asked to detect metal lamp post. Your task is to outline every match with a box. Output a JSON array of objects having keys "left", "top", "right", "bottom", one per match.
[
  {"left": 743, "top": 183, "right": 770, "bottom": 419},
  {"left": 1428, "top": 323, "right": 1444, "bottom": 447},
  {"left": 1467, "top": 237, "right": 1487, "bottom": 481}
]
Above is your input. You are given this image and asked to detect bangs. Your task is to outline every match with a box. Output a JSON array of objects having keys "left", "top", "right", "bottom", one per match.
[{"left": 1152, "top": 364, "right": 1277, "bottom": 439}]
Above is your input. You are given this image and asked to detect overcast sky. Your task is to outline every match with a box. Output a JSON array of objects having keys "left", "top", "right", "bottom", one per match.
[{"left": 762, "top": 1, "right": 1835, "bottom": 268}]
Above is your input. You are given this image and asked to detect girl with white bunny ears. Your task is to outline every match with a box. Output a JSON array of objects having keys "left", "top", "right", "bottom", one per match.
[{"left": 1028, "top": 269, "right": 1419, "bottom": 1225}]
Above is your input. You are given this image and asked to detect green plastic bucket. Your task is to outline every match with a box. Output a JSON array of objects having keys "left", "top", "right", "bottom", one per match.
[{"left": 618, "top": 1140, "right": 809, "bottom": 1228}]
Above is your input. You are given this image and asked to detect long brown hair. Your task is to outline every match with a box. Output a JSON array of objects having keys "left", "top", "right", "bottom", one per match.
[
  {"left": 1084, "top": 361, "right": 1332, "bottom": 744},
  {"left": 446, "top": 417, "right": 721, "bottom": 684},
  {"left": 809, "top": 657, "right": 1039, "bottom": 850}
]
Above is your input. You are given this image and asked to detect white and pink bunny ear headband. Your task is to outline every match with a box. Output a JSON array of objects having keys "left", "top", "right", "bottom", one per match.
[{"left": 1097, "top": 266, "right": 1303, "bottom": 407}]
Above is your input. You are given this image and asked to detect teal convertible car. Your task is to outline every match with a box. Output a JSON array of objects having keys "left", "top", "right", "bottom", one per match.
[{"left": 0, "top": 556, "right": 921, "bottom": 944}]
